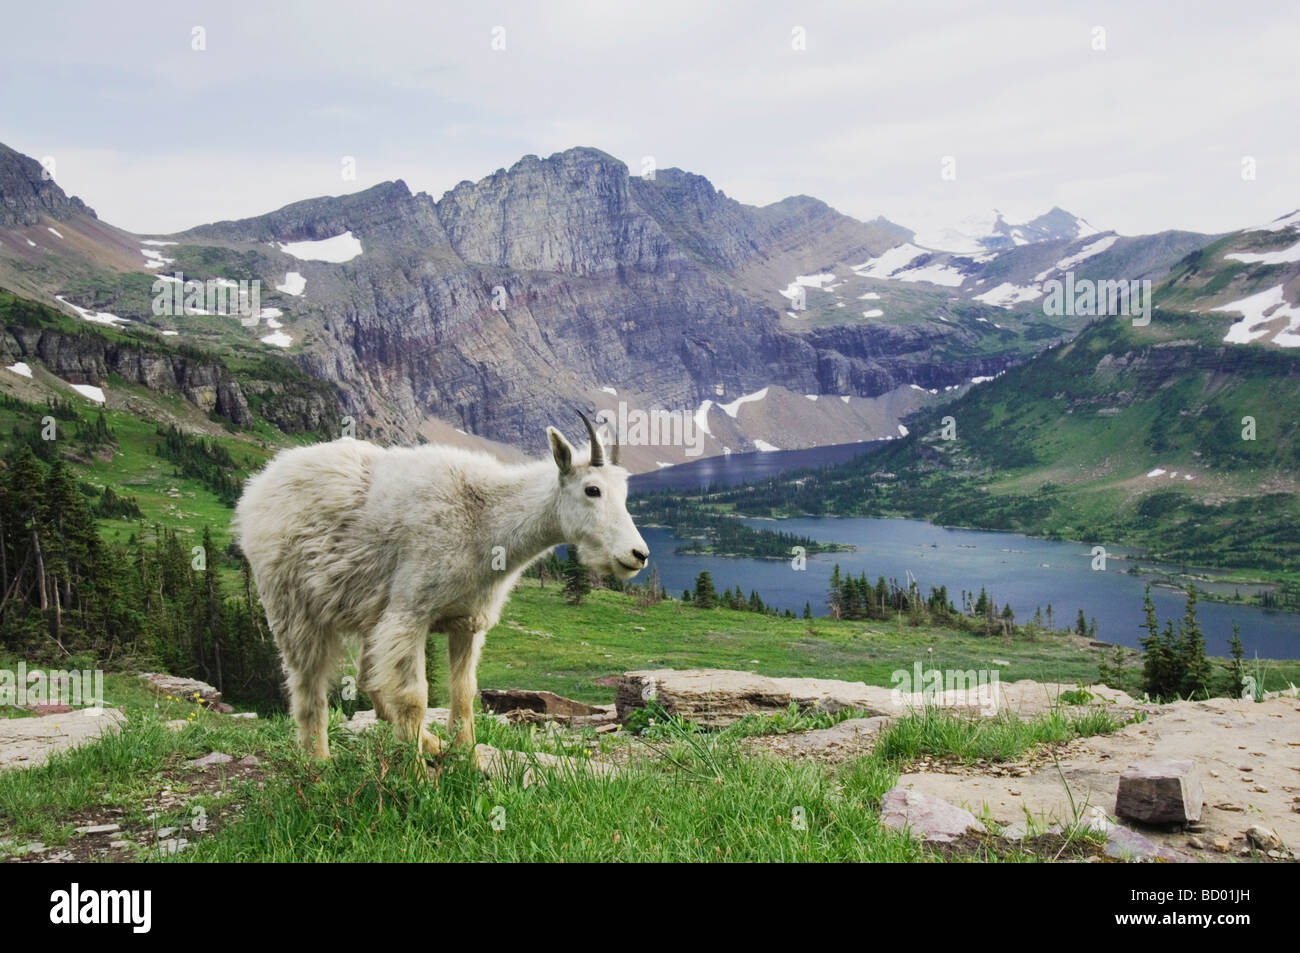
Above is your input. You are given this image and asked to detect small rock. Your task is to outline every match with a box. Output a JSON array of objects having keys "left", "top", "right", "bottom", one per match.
[
  {"left": 155, "top": 837, "right": 189, "bottom": 855},
  {"left": 109, "top": 840, "right": 133, "bottom": 849},
  {"left": 74, "top": 823, "right": 120, "bottom": 835},
  {"left": 1246, "top": 826, "right": 1282, "bottom": 852},
  {"left": 1116, "top": 759, "right": 1204, "bottom": 824},
  {"left": 236, "top": 755, "right": 260, "bottom": 767},
  {"left": 1212, "top": 837, "right": 1231, "bottom": 853},
  {"left": 164, "top": 720, "right": 189, "bottom": 732},
  {"left": 187, "top": 751, "right": 233, "bottom": 769},
  {"left": 230, "top": 712, "right": 258, "bottom": 719},
  {"left": 1105, "top": 825, "right": 1190, "bottom": 863},
  {"left": 1186, "top": 836, "right": 1205, "bottom": 850}
]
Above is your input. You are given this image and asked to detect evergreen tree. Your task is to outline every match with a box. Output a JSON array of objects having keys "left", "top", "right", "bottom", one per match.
[
  {"left": 1177, "top": 587, "right": 1212, "bottom": 698},
  {"left": 1139, "top": 584, "right": 1174, "bottom": 699},
  {"left": 562, "top": 546, "right": 590, "bottom": 605},
  {"left": 1226, "top": 624, "right": 1247, "bottom": 699},
  {"left": 693, "top": 570, "right": 717, "bottom": 609}
]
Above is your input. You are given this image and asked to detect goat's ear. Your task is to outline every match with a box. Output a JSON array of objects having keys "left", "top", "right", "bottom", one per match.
[{"left": 547, "top": 426, "right": 574, "bottom": 475}]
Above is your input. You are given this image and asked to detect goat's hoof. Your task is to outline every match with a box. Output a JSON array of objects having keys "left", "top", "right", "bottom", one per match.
[{"left": 419, "top": 730, "right": 445, "bottom": 757}]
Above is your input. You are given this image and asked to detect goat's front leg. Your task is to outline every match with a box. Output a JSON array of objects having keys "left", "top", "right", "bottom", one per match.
[{"left": 445, "top": 617, "right": 488, "bottom": 763}]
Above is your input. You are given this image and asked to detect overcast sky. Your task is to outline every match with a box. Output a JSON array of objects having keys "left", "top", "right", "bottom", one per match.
[{"left": 3, "top": 0, "right": 1296, "bottom": 238}]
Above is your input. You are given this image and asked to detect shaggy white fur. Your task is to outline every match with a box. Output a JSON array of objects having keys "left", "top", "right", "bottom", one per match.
[{"left": 233, "top": 426, "right": 647, "bottom": 761}]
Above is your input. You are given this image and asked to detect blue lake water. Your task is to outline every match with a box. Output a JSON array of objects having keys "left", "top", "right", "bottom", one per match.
[{"left": 628, "top": 446, "right": 1300, "bottom": 660}]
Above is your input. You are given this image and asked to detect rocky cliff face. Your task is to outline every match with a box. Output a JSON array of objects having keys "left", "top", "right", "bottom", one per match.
[
  {"left": 0, "top": 143, "right": 96, "bottom": 228},
  {"left": 170, "top": 147, "right": 1004, "bottom": 448},
  {"left": 0, "top": 325, "right": 251, "bottom": 425}
]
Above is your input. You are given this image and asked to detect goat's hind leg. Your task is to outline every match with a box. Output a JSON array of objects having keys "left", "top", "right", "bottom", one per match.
[
  {"left": 361, "top": 610, "right": 443, "bottom": 757},
  {"left": 281, "top": 628, "right": 341, "bottom": 760}
]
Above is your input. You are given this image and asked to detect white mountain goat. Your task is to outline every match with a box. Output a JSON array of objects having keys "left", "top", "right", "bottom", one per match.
[{"left": 233, "top": 412, "right": 647, "bottom": 763}]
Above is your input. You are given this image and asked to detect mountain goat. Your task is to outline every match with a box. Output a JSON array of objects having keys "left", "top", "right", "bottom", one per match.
[{"left": 233, "top": 413, "right": 647, "bottom": 764}]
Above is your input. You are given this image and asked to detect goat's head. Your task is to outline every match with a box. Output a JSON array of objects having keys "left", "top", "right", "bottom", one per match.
[{"left": 546, "top": 411, "right": 649, "bottom": 580}]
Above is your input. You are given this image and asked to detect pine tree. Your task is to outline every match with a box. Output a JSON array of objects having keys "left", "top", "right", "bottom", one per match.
[
  {"left": 1139, "top": 584, "right": 1172, "bottom": 699},
  {"left": 1226, "top": 624, "right": 1246, "bottom": 699},
  {"left": 1177, "top": 586, "right": 1212, "bottom": 698},
  {"left": 693, "top": 570, "right": 717, "bottom": 609},
  {"left": 828, "top": 564, "right": 842, "bottom": 616},
  {"left": 562, "top": 546, "right": 590, "bottom": 605},
  {"left": 802, "top": 601, "right": 812, "bottom": 620}
]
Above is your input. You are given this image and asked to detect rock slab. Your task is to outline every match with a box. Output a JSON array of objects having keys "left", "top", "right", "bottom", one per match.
[
  {"left": 880, "top": 786, "right": 982, "bottom": 843},
  {"left": 139, "top": 673, "right": 222, "bottom": 708},
  {"left": 0, "top": 707, "right": 125, "bottom": 771},
  {"left": 616, "top": 669, "right": 897, "bottom": 728},
  {"left": 479, "top": 688, "right": 616, "bottom": 726}
]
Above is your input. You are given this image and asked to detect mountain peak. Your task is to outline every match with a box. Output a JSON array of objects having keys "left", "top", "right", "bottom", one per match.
[
  {"left": 0, "top": 141, "right": 97, "bottom": 227},
  {"left": 912, "top": 206, "right": 1099, "bottom": 254}
]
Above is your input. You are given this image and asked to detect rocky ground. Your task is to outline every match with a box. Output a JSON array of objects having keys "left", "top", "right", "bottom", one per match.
[
  {"left": 2, "top": 670, "right": 1296, "bottom": 862},
  {"left": 613, "top": 668, "right": 1298, "bottom": 862}
]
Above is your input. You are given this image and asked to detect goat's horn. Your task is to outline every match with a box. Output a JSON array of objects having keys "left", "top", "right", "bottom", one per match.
[
  {"left": 596, "top": 409, "right": 621, "bottom": 466},
  {"left": 576, "top": 410, "right": 604, "bottom": 466}
]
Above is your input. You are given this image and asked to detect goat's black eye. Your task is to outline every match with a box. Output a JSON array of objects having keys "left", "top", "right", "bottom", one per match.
[{"left": 585, "top": 486, "right": 601, "bottom": 498}]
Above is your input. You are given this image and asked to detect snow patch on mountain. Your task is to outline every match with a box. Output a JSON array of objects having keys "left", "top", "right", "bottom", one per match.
[
  {"left": 277, "top": 231, "right": 363, "bottom": 263},
  {"left": 974, "top": 282, "right": 1043, "bottom": 308},
  {"left": 1248, "top": 209, "right": 1300, "bottom": 233},
  {"left": 1213, "top": 285, "right": 1300, "bottom": 347},
  {"left": 55, "top": 295, "right": 129, "bottom": 328},
  {"left": 1225, "top": 239, "right": 1300, "bottom": 266},
  {"left": 276, "top": 272, "right": 306, "bottom": 296},
  {"left": 719, "top": 387, "right": 768, "bottom": 418},
  {"left": 1033, "top": 235, "right": 1119, "bottom": 281},
  {"left": 778, "top": 273, "right": 836, "bottom": 301}
]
